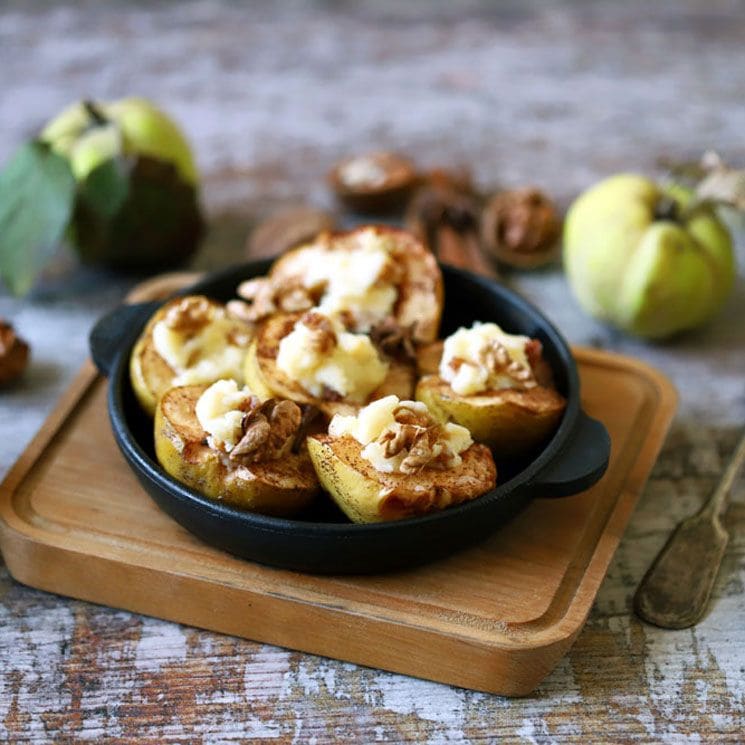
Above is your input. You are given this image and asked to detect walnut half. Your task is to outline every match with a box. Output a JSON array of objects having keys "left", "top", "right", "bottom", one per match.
[
  {"left": 478, "top": 339, "right": 537, "bottom": 390},
  {"left": 164, "top": 296, "right": 214, "bottom": 334},
  {"left": 300, "top": 311, "right": 337, "bottom": 355},
  {"left": 376, "top": 403, "right": 460, "bottom": 474},
  {"left": 370, "top": 318, "right": 416, "bottom": 363},
  {"left": 229, "top": 398, "right": 302, "bottom": 463},
  {"left": 230, "top": 277, "right": 317, "bottom": 324}
]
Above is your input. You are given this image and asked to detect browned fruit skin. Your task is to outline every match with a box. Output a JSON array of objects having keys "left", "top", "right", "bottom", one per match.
[
  {"left": 243, "top": 312, "right": 416, "bottom": 419},
  {"left": 129, "top": 296, "right": 252, "bottom": 417},
  {"left": 308, "top": 434, "right": 496, "bottom": 523},
  {"left": 328, "top": 152, "right": 418, "bottom": 214},
  {"left": 154, "top": 385, "right": 319, "bottom": 515},
  {"left": 0, "top": 321, "right": 30, "bottom": 386},
  {"left": 270, "top": 225, "right": 443, "bottom": 344},
  {"left": 416, "top": 375, "right": 566, "bottom": 457}
]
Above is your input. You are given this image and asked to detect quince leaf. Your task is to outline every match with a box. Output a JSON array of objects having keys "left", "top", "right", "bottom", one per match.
[
  {"left": 77, "top": 156, "right": 131, "bottom": 219},
  {"left": 0, "top": 141, "right": 76, "bottom": 295}
]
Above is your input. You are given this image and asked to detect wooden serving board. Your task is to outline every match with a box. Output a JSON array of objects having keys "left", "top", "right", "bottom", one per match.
[{"left": 0, "top": 277, "right": 676, "bottom": 696}]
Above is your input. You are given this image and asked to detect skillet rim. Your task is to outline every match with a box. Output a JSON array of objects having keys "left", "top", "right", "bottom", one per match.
[{"left": 105, "top": 260, "right": 584, "bottom": 539}]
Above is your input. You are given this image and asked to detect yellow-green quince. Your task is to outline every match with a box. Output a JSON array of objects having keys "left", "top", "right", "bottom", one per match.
[
  {"left": 41, "top": 97, "right": 198, "bottom": 184},
  {"left": 564, "top": 174, "right": 736, "bottom": 339}
]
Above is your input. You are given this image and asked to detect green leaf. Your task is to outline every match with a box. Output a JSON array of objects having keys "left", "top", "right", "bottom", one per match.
[
  {"left": 0, "top": 141, "right": 76, "bottom": 295},
  {"left": 77, "top": 156, "right": 131, "bottom": 219}
]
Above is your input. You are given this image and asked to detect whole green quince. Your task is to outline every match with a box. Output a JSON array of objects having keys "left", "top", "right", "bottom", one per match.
[
  {"left": 0, "top": 97, "right": 203, "bottom": 294},
  {"left": 564, "top": 174, "right": 736, "bottom": 339},
  {"left": 37, "top": 97, "right": 203, "bottom": 272},
  {"left": 41, "top": 97, "right": 198, "bottom": 184}
]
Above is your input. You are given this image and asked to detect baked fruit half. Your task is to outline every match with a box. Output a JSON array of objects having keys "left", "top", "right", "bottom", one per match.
[
  {"left": 130, "top": 295, "right": 253, "bottom": 417},
  {"left": 307, "top": 395, "right": 497, "bottom": 523},
  {"left": 243, "top": 310, "right": 416, "bottom": 418},
  {"left": 154, "top": 380, "right": 319, "bottom": 515},
  {"left": 230, "top": 225, "right": 443, "bottom": 344},
  {"left": 415, "top": 323, "right": 566, "bottom": 457}
]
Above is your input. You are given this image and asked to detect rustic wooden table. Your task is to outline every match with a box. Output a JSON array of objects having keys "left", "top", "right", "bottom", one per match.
[{"left": 1, "top": 1, "right": 744, "bottom": 741}]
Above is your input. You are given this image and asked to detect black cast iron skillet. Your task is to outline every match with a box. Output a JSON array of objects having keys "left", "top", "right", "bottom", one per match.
[{"left": 90, "top": 260, "right": 610, "bottom": 574}]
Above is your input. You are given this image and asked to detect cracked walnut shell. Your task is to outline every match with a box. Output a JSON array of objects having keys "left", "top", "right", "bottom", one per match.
[
  {"left": 329, "top": 152, "right": 419, "bottom": 214},
  {"left": 481, "top": 188, "right": 562, "bottom": 268},
  {"left": 0, "top": 320, "right": 30, "bottom": 386}
]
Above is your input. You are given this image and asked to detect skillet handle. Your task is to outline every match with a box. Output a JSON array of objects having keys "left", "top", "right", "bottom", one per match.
[
  {"left": 528, "top": 411, "right": 610, "bottom": 498},
  {"left": 89, "top": 301, "right": 160, "bottom": 377}
]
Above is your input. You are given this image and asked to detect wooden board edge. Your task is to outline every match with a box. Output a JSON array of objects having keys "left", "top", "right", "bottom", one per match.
[
  {"left": 520, "top": 354, "right": 678, "bottom": 647},
  {"left": 0, "top": 362, "right": 99, "bottom": 546},
  {"left": 573, "top": 344, "right": 680, "bottom": 415},
  {"left": 0, "top": 524, "right": 575, "bottom": 697},
  {"left": 0, "top": 317, "right": 680, "bottom": 695},
  {"left": 124, "top": 271, "right": 202, "bottom": 303}
]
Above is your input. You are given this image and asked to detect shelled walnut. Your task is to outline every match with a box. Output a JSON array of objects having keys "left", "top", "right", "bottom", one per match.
[
  {"left": 377, "top": 403, "right": 461, "bottom": 474},
  {"left": 164, "top": 296, "right": 214, "bottom": 333},
  {"left": 0, "top": 320, "right": 30, "bottom": 386},
  {"left": 227, "top": 276, "right": 318, "bottom": 324},
  {"left": 230, "top": 398, "right": 302, "bottom": 463}
]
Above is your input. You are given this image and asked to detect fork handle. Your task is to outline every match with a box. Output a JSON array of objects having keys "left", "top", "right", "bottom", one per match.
[{"left": 700, "top": 428, "right": 745, "bottom": 520}]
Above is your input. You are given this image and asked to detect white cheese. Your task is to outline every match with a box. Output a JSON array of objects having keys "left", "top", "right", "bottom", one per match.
[
  {"left": 295, "top": 228, "right": 399, "bottom": 331},
  {"left": 195, "top": 379, "right": 253, "bottom": 452},
  {"left": 440, "top": 322, "right": 531, "bottom": 396},
  {"left": 276, "top": 313, "right": 388, "bottom": 402},
  {"left": 152, "top": 313, "right": 246, "bottom": 386},
  {"left": 328, "top": 395, "right": 472, "bottom": 474},
  {"left": 361, "top": 440, "right": 404, "bottom": 473}
]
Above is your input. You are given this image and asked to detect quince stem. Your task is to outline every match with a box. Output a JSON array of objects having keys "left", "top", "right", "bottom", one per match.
[
  {"left": 83, "top": 100, "right": 108, "bottom": 127},
  {"left": 653, "top": 195, "right": 680, "bottom": 223}
]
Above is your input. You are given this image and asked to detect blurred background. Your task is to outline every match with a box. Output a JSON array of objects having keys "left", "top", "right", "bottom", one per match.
[{"left": 2, "top": 0, "right": 744, "bottom": 457}]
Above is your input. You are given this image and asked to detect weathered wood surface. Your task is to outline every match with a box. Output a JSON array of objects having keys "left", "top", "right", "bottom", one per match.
[{"left": 0, "top": 1, "right": 744, "bottom": 741}]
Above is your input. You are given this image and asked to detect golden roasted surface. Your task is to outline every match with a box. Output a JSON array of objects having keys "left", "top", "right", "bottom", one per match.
[
  {"left": 129, "top": 296, "right": 253, "bottom": 417},
  {"left": 154, "top": 385, "right": 319, "bottom": 515},
  {"left": 308, "top": 433, "right": 496, "bottom": 523},
  {"left": 270, "top": 226, "right": 444, "bottom": 343},
  {"left": 243, "top": 312, "right": 416, "bottom": 418},
  {"left": 417, "top": 374, "right": 566, "bottom": 456},
  {"left": 416, "top": 337, "right": 566, "bottom": 455}
]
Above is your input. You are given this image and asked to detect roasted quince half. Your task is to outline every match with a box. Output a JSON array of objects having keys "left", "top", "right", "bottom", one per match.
[
  {"left": 154, "top": 380, "right": 319, "bottom": 515},
  {"left": 415, "top": 323, "right": 566, "bottom": 457},
  {"left": 308, "top": 395, "right": 496, "bottom": 523},
  {"left": 130, "top": 295, "right": 253, "bottom": 416},
  {"left": 229, "top": 225, "right": 443, "bottom": 344},
  {"left": 243, "top": 310, "right": 415, "bottom": 418}
]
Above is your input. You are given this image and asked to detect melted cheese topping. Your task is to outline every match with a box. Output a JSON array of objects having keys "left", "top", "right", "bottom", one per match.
[
  {"left": 290, "top": 228, "right": 399, "bottom": 331},
  {"left": 329, "top": 395, "right": 472, "bottom": 473},
  {"left": 152, "top": 313, "right": 246, "bottom": 386},
  {"left": 440, "top": 322, "right": 531, "bottom": 396},
  {"left": 276, "top": 314, "right": 388, "bottom": 402},
  {"left": 195, "top": 379, "right": 253, "bottom": 452}
]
